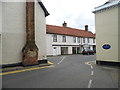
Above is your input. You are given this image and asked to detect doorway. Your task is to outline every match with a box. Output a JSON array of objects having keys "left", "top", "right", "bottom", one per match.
[
  {"left": 72, "top": 47, "right": 76, "bottom": 54},
  {"left": 61, "top": 47, "right": 68, "bottom": 55}
]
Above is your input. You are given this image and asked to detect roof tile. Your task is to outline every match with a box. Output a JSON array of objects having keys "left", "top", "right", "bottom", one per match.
[{"left": 46, "top": 24, "right": 95, "bottom": 38}]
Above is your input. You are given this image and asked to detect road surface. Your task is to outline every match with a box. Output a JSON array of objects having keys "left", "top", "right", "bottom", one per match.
[{"left": 2, "top": 55, "right": 119, "bottom": 88}]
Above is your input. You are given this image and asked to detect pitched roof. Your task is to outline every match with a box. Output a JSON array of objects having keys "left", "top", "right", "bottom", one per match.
[
  {"left": 93, "top": 0, "right": 120, "bottom": 13},
  {"left": 46, "top": 25, "right": 95, "bottom": 38}
]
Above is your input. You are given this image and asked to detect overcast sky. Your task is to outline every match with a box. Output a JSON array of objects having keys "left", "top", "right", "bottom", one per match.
[{"left": 42, "top": 0, "right": 108, "bottom": 33}]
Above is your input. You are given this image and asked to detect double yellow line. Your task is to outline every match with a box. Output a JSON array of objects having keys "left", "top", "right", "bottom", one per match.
[{"left": 0, "top": 61, "right": 54, "bottom": 76}]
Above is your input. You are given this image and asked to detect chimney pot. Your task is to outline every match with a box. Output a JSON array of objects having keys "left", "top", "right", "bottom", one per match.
[
  {"left": 63, "top": 21, "right": 67, "bottom": 27},
  {"left": 85, "top": 25, "right": 88, "bottom": 31}
]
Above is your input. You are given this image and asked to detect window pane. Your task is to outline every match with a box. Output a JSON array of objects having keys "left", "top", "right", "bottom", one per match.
[
  {"left": 53, "top": 34, "right": 57, "bottom": 42},
  {"left": 62, "top": 36, "right": 66, "bottom": 42},
  {"left": 77, "top": 37, "right": 80, "bottom": 43},
  {"left": 73, "top": 37, "right": 76, "bottom": 43},
  {"left": 93, "top": 38, "right": 95, "bottom": 43},
  {"left": 87, "top": 38, "right": 89, "bottom": 43},
  {"left": 83, "top": 38, "right": 85, "bottom": 43}
]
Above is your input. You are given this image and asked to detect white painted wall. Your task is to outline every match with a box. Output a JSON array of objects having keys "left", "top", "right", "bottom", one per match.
[
  {"left": 68, "top": 47, "right": 72, "bottom": 54},
  {"left": 95, "top": 6, "right": 119, "bottom": 62},
  {"left": 0, "top": 35, "right": 1, "bottom": 65},
  {"left": 89, "top": 38, "right": 96, "bottom": 45},
  {"left": 0, "top": 37, "right": 1, "bottom": 66},
  {"left": 35, "top": 1, "right": 47, "bottom": 60},
  {"left": 118, "top": 6, "right": 120, "bottom": 63},
  {"left": 46, "top": 34, "right": 53, "bottom": 56},
  {"left": 0, "top": 1, "right": 1, "bottom": 34},
  {"left": 2, "top": 2, "right": 26, "bottom": 65},
  {"left": 0, "top": 34, "right": 1, "bottom": 90},
  {"left": 2, "top": 2, "right": 47, "bottom": 65},
  {"left": 0, "top": 2, "right": 2, "bottom": 65},
  {"left": 58, "top": 46, "right": 61, "bottom": 55},
  {"left": 52, "top": 35, "right": 96, "bottom": 46},
  {"left": 53, "top": 46, "right": 61, "bottom": 56},
  {"left": 46, "top": 33, "right": 95, "bottom": 56}
]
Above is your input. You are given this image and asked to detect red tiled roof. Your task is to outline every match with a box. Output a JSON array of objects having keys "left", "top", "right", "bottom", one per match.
[{"left": 46, "top": 24, "right": 95, "bottom": 38}]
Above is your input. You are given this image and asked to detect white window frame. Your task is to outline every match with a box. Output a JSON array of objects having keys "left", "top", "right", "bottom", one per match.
[
  {"left": 53, "top": 34, "right": 57, "bottom": 42},
  {"left": 93, "top": 38, "right": 95, "bottom": 43},
  {"left": 87, "top": 38, "right": 89, "bottom": 43},
  {"left": 73, "top": 37, "right": 76, "bottom": 43},
  {"left": 77, "top": 37, "right": 80, "bottom": 43},
  {"left": 62, "top": 35, "right": 66, "bottom": 42},
  {"left": 83, "top": 38, "right": 85, "bottom": 43}
]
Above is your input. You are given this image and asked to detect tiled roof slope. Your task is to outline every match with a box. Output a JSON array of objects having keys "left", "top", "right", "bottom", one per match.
[{"left": 46, "top": 25, "right": 95, "bottom": 38}]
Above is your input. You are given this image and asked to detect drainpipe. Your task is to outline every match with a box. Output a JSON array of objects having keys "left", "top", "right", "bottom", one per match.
[{"left": 22, "top": 0, "right": 38, "bottom": 66}]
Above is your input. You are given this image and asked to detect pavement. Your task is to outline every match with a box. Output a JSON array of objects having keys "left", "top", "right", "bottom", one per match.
[
  {"left": 85, "top": 60, "right": 119, "bottom": 88},
  {"left": 0, "top": 61, "right": 54, "bottom": 75},
  {"left": 1, "top": 55, "right": 120, "bottom": 88}
]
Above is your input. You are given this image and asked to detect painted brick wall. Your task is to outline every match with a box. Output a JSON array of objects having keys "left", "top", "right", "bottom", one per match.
[{"left": 2, "top": 1, "right": 47, "bottom": 65}]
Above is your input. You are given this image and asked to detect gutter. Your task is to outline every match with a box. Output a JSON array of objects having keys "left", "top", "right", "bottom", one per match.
[{"left": 38, "top": 1, "right": 50, "bottom": 17}]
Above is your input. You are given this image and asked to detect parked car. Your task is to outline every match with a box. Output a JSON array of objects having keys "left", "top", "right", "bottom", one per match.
[{"left": 82, "top": 49, "right": 94, "bottom": 55}]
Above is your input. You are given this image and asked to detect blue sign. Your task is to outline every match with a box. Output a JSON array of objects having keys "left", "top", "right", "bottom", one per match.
[{"left": 102, "top": 44, "right": 111, "bottom": 49}]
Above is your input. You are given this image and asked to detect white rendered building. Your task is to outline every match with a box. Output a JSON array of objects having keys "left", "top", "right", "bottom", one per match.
[
  {"left": 46, "top": 22, "right": 96, "bottom": 56},
  {"left": 93, "top": 0, "right": 120, "bottom": 64},
  {"left": 1, "top": 0, "right": 49, "bottom": 66}
]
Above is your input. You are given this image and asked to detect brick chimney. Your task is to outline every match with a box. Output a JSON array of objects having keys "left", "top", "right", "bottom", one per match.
[
  {"left": 22, "top": 1, "right": 39, "bottom": 66},
  {"left": 63, "top": 21, "right": 67, "bottom": 27},
  {"left": 85, "top": 25, "right": 88, "bottom": 31}
]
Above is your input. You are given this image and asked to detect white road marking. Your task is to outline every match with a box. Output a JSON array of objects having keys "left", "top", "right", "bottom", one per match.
[
  {"left": 91, "top": 65, "right": 93, "bottom": 69},
  {"left": 58, "top": 56, "right": 66, "bottom": 64},
  {"left": 88, "top": 79, "right": 92, "bottom": 88},
  {"left": 91, "top": 71, "right": 94, "bottom": 76}
]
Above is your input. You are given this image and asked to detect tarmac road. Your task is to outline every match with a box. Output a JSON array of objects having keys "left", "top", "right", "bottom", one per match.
[{"left": 2, "top": 54, "right": 119, "bottom": 88}]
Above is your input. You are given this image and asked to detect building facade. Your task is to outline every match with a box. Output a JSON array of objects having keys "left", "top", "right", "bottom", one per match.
[
  {"left": 1, "top": 0, "right": 49, "bottom": 65},
  {"left": 93, "top": 0, "right": 120, "bottom": 64},
  {"left": 46, "top": 22, "right": 96, "bottom": 56}
]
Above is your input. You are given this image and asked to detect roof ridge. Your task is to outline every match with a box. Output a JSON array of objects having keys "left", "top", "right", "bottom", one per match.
[
  {"left": 47, "top": 24, "right": 86, "bottom": 32},
  {"left": 46, "top": 24, "right": 95, "bottom": 38}
]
